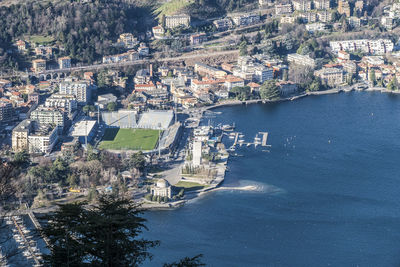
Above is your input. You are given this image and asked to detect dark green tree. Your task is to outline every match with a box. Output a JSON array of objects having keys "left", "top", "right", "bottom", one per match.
[
  {"left": 107, "top": 102, "right": 117, "bottom": 111},
  {"left": 260, "top": 80, "right": 280, "bottom": 100},
  {"left": 40, "top": 195, "right": 159, "bottom": 267},
  {"left": 239, "top": 41, "right": 248, "bottom": 56},
  {"left": 164, "top": 254, "right": 205, "bottom": 267},
  {"left": 387, "top": 76, "right": 398, "bottom": 91}
]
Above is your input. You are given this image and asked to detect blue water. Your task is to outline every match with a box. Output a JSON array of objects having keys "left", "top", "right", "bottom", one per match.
[{"left": 143, "top": 91, "right": 400, "bottom": 266}]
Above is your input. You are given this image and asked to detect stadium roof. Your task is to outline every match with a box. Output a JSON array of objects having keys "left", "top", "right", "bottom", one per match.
[
  {"left": 137, "top": 110, "right": 173, "bottom": 130},
  {"left": 71, "top": 120, "right": 97, "bottom": 137}
]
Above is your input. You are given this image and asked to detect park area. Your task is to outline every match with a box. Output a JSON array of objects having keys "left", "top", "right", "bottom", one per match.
[{"left": 98, "top": 128, "right": 160, "bottom": 151}]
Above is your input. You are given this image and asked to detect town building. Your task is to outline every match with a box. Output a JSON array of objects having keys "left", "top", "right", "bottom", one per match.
[
  {"left": 338, "top": 0, "right": 351, "bottom": 17},
  {"left": 0, "top": 99, "right": 14, "bottom": 123},
  {"left": 15, "top": 40, "right": 27, "bottom": 51},
  {"left": 152, "top": 25, "right": 165, "bottom": 39},
  {"left": 287, "top": 53, "right": 316, "bottom": 67},
  {"left": 213, "top": 18, "right": 233, "bottom": 31},
  {"left": 275, "top": 4, "right": 293, "bottom": 15},
  {"left": 102, "top": 51, "right": 139, "bottom": 64},
  {"left": 317, "top": 10, "right": 333, "bottom": 22},
  {"left": 151, "top": 179, "right": 172, "bottom": 199},
  {"left": 281, "top": 16, "right": 296, "bottom": 24},
  {"left": 329, "top": 39, "right": 394, "bottom": 55},
  {"left": 117, "top": 33, "right": 138, "bottom": 48},
  {"left": 59, "top": 79, "right": 92, "bottom": 104},
  {"left": 381, "top": 16, "right": 394, "bottom": 30},
  {"left": 292, "top": 0, "right": 312, "bottom": 11},
  {"left": 306, "top": 22, "right": 326, "bottom": 33},
  {"left": 314, "top": 67, "right": 344, "bottom": 86},
  {"left": 58, "top": 56, "right": 71, "bottom": 69},
  {"left": 190, "top": 33, "right": 207, "bottom": 45},
  {"left": 276, "top": 81, "right": 298, "bottom": 96},
  {"left": 347, "top": 17, "right": 362, "bottom": 28},
  {"left": 96, "top": 94, "right": 117, "bottom": 109},
  {"left": 223, "top": 76, "right": 245, "bottom": 91},
  {"left": 45, "top": 94, "right": 78, "bottom": 115},
  {"left": 138, "top": 43, "right": 150, "bottom": 56},
  {"left": 32, "top": 59, "right": 46, "bottom": 73},
  {"left": 30, "top": 105, "right": 65, "bottom": 129},
  {"left": 28, "top": 123, "right": 58, "bottom": 154},
  {"left": 165, "top": 14, "right": 191, "bottom": 28},
  {"left": 28, "top": 92, "right": 40, "bottom": 104},
  {"left": 35, "top": 46, "right": 53, "bottom": 58},
  {"left": 314, "top": 0, "right": 331, "bottom": 10},
  {"left": 12, "top": 119, "right": 33, "bottom": 152},
  {"left": 194, "top": 62, "right": 227, "bottom": 79},
  {"left": 259, "top": 0, "right": 273, "bottom": 8},
  {"left": 254, "top": 65, "right": 274, "bottom": 83},
  {"left": 232, "top": 13, "right": 260, "bottom": 26}
]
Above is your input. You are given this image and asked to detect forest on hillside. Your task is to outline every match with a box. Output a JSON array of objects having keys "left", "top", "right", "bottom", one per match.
[{"left": 0, "top": 0, "right": 151, "bottom": 69}]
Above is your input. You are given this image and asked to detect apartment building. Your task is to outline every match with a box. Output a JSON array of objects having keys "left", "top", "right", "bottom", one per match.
[
  {"left": 329, "top": 39, "right": 394, "bottom": 55},
  {"left": 30, "top": 105, "right": 65, "bottom": 129},
  {"left": 194, "top": 63, "right": 227, "bottom": 79},
  {"left": 28, "top": 123, "right": 58, "bottom": 154},
  {"left": 213, "top": 18, "right": 233, "bottom": 31},
  {"left": 45, "top": 94, "right": 78, "bottom": 115},
  {"left": 314, "top": 0, "right": 331, "bottom": 10},
  {"left": 59, "top": 79, "right": 92, "bottom": 104},
  {"left": 58, "top": 56, "right": 71, "bottom": 69},
  {"left": 232, "top": 13, "right": 260, "bottom": 26},
  {"left": 314, "top": 67, "right": 344, "bottom": 86},
  {"left": 32, "top": 59, "right": 46, "bottom": 73},
  {"left": 12, "top": 119, "right": 33, "bottom": 152},
  {"left": 275, "top": 4, "right": 293, "bottom": 15},
  {"left": 287, "top": 53, "right": 316, "bottom": 67},
  {"left": 165, "top": 14, "right": 191, "bottom": 28},
  {"left": 338, "top": 0, "right": 351, "bottom": 17},
  {"left": 0, "top": 99, "right": 14, "bottom": 123},
  {"left": 292, "top": 0, "right": 312, "bottom": 11},
  {"left": 118, "top": 33, "right": 138, "bottom": 48}
]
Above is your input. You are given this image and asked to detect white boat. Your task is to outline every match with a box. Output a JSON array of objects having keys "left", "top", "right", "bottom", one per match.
[{"left": 239, "top": 134, "right": 244, "bottom": 138}]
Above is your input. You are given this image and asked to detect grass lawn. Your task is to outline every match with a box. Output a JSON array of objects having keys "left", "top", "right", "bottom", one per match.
[
  {"left": 153, "top": 0, "right": 194, "bottom": 18},
  {"left": 29, "top": 35, "right": 55, "bottom": 44},
  {"left": 98, "top": 128, "right": 160, "bottom": 151},
  {"left": 174, "top": 181, "right": 209, "bottom": 192}
]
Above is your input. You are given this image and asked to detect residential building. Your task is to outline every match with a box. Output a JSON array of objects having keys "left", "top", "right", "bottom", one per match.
[
  {"left": 314, "top": 0, "right": 331, "bottom": 10},
  {"left": 138, "top": 43, "right": 150, "bottom": 56},
  {"left": 254, "top": 65, "right": 274, "bottom": 83},
  {"left": 329, "top": 39, "right": 394, "bottom": 55},
  {"left": 190, "top": 33, "right": 207, "bottom": 45},
  {"left": 281, "top": 16, "right": 296, "bottom": 24},
  {"left": 12, "top": 119, "right": 33, "bottom": 152},
  {"left": 165, "top": 14, "right": 191, "bottom": 28},
  {"left": 347, "top": 17, "right": 362, "bottom": 28},
  {"left": 152, "top": 25, "right": 165, "bottom": 39},
  {"left": 276, "top": 81, "right": 298, "bottom": 96},
  {"left": 213, "top": 18, "right": 233, "bottom": 31},
  {"left": 28, "top": 92, "right": 40, "bottom": 104},
  {"left": 381, "top": 16, "right": 394, "bottom": 30},
  {"left": 300, "top": 12, "right": 318, "bottom": 23},
  {"left": 102, "top": 51, "right": 139, "bottom": 64},
  {"left": 35, "top": 46, "right": 53, "bottom": 58},
  {"left": 0, "top": 99, "right": 14, "bottom": 123},
  {"left": 30, "top": 105, "right": 65, "bottom": 129},
  {"left": 306, "top": 22, "right": 326, "bottom": 33},
  {"left": 32, "top": 59, "right": 46, "bottom": 73},
  {"left": 58, "top": 56, "right": 71, "bottom": 69},
  {"left": 292, "top": 0, "right": 312, "bottom": 11},
  {"left": 314, "top": 67, "right": 344, "bottom": 86},
  {"left": 223, "top": 76, "right": 245, "bottom": 91},
  {"left": 95, "top": 94, "right": 117, "bottom": 109},
  {"left": 275, "top": 4, "right": 293, "bottom": 15},
  {"left": 59, "top": 79, "right": 92, "bottom": 104},
  {"left": 338, "top": 0, "right": 351, "bottom": 17},
  {"left": 287, "top": 53, "right": 316, "bottom": 67},
  {"left": 317, "top": 10, "right": 333, "bottom": 22},
  {"left": 232, "top": 13, "right": 260, "bottom": 26},
  {"left": 117, "top": 33, "right": 138, "bottom": 48},
  {"left": 259, "top": 0, "right": 273, "bottom": 8},
  {"left": 15, "top": 40, "right": 27, "bottom": 51},
  {"left": 45, "top": 94, "right": 78, "bottom": 115},
  {"left": 28, "top": 123, "right": 58, "bottom": 154},
  {"left": 194, "top": 63, "right": 227, "bottom": 79}
]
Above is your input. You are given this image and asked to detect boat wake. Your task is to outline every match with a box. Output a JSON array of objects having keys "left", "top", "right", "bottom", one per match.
[{"left": 215, "top": 180, "right": 285, "bottom": 194}]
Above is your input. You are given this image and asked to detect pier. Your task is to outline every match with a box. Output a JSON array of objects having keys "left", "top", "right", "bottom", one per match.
[
  {"left": 27, "top": 210, "right": 51, "bottom": 248},
  {"left": 11, "top": 216, "right": 43, "bottom": 266},
  {"left": 259, "top": 132, "right": 271, "bottom": 147}
]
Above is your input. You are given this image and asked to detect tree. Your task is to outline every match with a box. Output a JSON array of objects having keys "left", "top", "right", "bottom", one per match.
[
  {"left": 130, "top": 151, "right": 146, "bottom": 171},
  {"left": 369, "top": 69, "right": 376, "bottom": 86},
  {"left": 40, "top": 195, "right": 159, "bottom": 267},
  {"left": 308, "top": 77, "right": 322, "bottom": 92},
  {"left": 230, "top": 86, "right": 251, "bottom": 100},
  {"left": 107, "top": 102, "right": 117, "bottom": 111},
  {"left": 239, "top": 41, "right": 248, "bottom": 56},
  {"left": 13, "top": 150, "right": 29, "bottom": 166},
  {"left": 259, "top": 80, "right": 280, "bottom": 100},
  {"left": 387, "top": 76, "right": 398, "bottom": 91},
  {"left": 164, "top": 254, "right": 205, "bottom": 267}
]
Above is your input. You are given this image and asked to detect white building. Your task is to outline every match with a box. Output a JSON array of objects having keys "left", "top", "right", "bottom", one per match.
[
  {"left": 165, "top": 14, "right": 191, "bottom": 29},
  {"left": 28, "top": 123, "right": 58, "bottom": 154},
  {"left": 287, "top": 53, "right": 316, "bottom": 67},
  {"left": 30, "top": 105, "right": 65, "bottom": 129},
  {"left": 306, "top": 22, "right": 326, "bottom": 33},
  {"left": 151, "top": 179, "right": 172, "bottom": 199},
  {"left": 329, "top": 39, "right": 394, "bottom": 55},
  {"left": 59, "top": 79, "right": 92, "bottom": 104},
  {"left": 254, "top": 65, "right": 274, "bottom": 83},
  {"left": 193, "top": 140, "right": 202, "bottom": 167},
  {"left": 232, "top": 13, "right": 260, "bottom": 26},
  {"left": 45, "top": 94, "right": 77, "bottom": 115}
]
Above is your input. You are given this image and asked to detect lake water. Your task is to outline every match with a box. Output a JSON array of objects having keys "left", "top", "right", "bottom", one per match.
[{"left": 143, "top": 91, "right": 400, "bottom": 266}]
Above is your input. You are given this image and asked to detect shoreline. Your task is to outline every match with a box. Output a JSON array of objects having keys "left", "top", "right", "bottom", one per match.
[{"left": 142, "top": 86, "right": 400, "bottom": 211}]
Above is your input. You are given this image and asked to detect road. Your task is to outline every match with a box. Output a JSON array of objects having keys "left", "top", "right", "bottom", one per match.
[{"left": 1, "top": 50, "right": 239, "bottom": 79}]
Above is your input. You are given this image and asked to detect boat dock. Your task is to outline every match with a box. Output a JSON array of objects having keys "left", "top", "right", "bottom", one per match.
[
  {"left": 10, "top": 216, "right": 43, "bottom": 266},
  {"left": 259, "top": 132, "right": 271, "bottom": 147}
]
